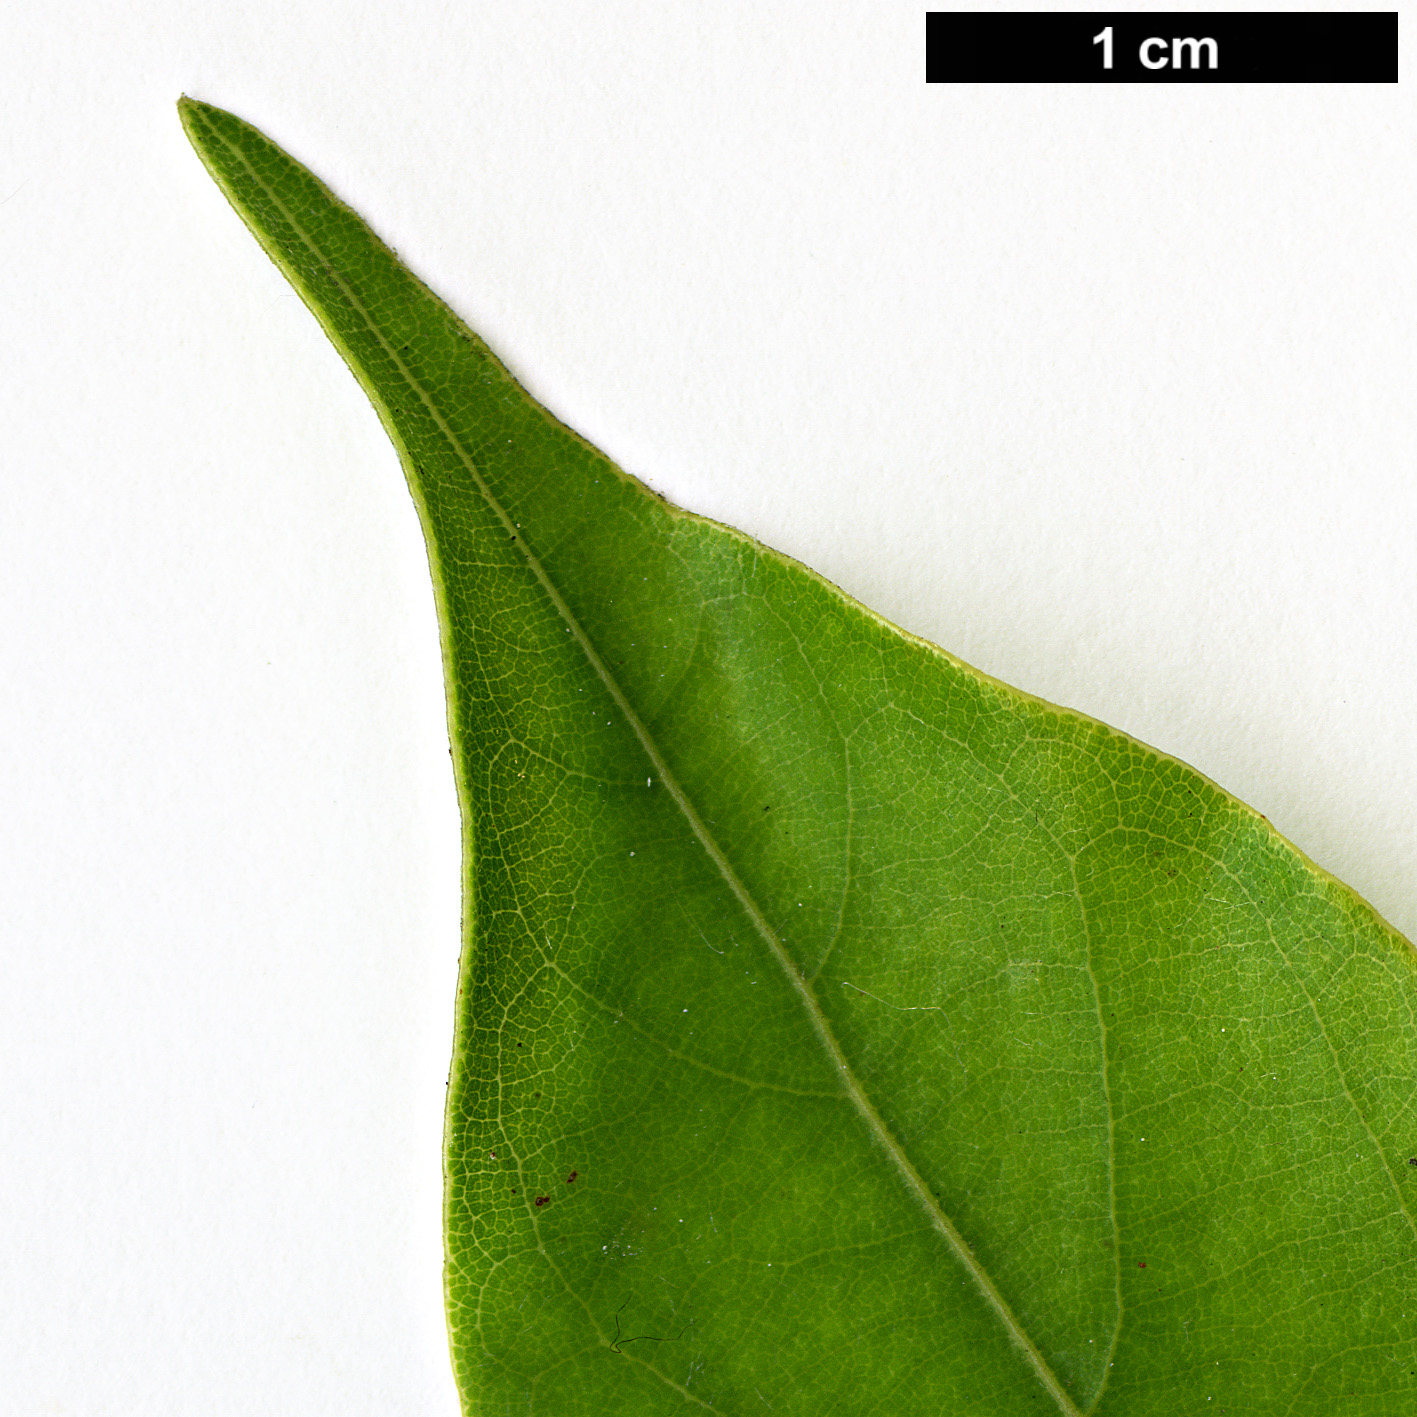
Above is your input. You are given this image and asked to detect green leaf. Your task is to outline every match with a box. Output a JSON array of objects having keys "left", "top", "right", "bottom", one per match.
[{"left": 179, "top": 97, "right": 1417, "bottom": 1415}]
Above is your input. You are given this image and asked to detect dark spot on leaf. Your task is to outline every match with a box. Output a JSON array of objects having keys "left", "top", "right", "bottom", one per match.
[
  {"left": 1137, "top": 1261, "right": 1147, "bottom": 1268},
  {"left": 533, "top": 1091, "right": 541, "bottom": 1098},
  {"left": 535, "top": 1196, "right": 549, "bottom": 1207},
  {"left": 566, "top": 1170, "right": 578, "bottom": 1184},
  {"left": 1166, "top": 868, "right": 1177, "bottom": 878},
  {"left": 1408, "top": 1158, "right": 1417, "bottom": 1166}
]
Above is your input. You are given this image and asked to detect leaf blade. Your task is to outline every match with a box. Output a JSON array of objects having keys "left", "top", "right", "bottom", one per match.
[{"left": 181, "top": 97, "right": 1417, "bottom": 1415}]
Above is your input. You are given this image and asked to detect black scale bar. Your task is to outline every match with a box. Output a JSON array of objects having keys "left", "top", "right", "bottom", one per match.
[{"left": 926, "top": 13, "right": 1397, "bottom": 82}]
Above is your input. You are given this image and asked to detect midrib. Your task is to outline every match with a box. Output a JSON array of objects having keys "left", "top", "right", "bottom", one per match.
[{"left": 207, "top": 111, "right": 1086, "bottom": 1417}]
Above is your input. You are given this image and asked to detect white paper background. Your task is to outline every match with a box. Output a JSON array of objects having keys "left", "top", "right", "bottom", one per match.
[{"left": 2, "top": 3, "right": 1412, "bottom": 1412}]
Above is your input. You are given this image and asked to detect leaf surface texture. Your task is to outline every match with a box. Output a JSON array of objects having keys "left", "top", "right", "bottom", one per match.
[{"left": 181, "top": 98, "right": 1417, "bottom": 1415}]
